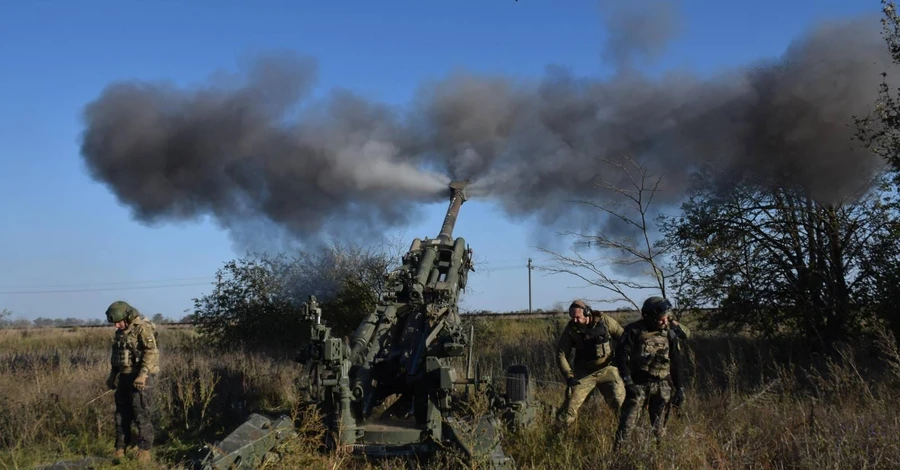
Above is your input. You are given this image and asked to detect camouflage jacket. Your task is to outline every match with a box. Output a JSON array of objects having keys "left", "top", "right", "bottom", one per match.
[
  {"left": 556, "top": 313, "right": 625, "bottom": 378},
  {"left": 615, "top": 320, "right": 685, "bottom": 387},
  {"left": 110, "top": 316, "right": 159, "bottom": 376}
]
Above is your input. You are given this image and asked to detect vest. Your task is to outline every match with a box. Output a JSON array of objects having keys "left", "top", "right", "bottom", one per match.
[
  {"left": 634, "top": 328, "right": 672, "bottom": 380},
  {"left": 572, "top": 317, "right": 612, "bottom": 368},
  {"left": 110, "top": 318, "right": 157, "bottom": 373}
]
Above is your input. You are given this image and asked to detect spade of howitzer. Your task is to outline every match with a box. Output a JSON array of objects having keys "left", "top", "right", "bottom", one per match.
[{"left": 202, "top": 180, "right": 542, "bottom": 469}]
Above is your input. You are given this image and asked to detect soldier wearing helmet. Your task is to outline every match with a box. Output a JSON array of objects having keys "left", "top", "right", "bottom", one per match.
[
  {"left": 104, "top": 300, "right": 159, "bottom": 463},
  {"left": 613, "top": 296, "right": 688, "bottom": 448},
  {"left": 555, "top": 299, "right": 627, "bottom": 424}
]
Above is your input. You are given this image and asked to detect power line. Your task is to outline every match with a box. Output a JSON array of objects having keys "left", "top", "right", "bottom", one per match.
[
  {"left": 475, "top": 265, "right": 525, "bottom": 272},
  {"left": 0, "top": 282, "right": 212, "bottom": 295},
  {"left": 0, "top": 258, "right": 540, "bottom": 293},
  {"left": 0, "top": 276, "right": 215, "bottom": 289}
]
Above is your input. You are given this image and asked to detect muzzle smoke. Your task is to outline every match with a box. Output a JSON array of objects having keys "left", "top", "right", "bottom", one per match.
[{"left": 79, "top": 5, "right": 895, "bottom": 249}]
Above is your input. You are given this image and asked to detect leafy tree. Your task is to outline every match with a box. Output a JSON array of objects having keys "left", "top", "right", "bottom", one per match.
[
  {"left": 855, "top": 2, "right": 900, "bottom": 176},
  {"left": 151, "top": 313, "right": 170, "bottom": 324},
  {"left": 33, "top": 317, "right": 55, "bottom": 328},
  {"left": 853, "top": 0, "right": 900, "bottom": 344},
  {"left": 191, "top": 240, "right": 400, "bottom": 351},
  {"left": 661, "top": 167, "right": 900, "bottom": 344}
]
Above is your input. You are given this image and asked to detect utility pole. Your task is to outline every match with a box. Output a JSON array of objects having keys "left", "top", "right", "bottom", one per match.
[{"left": 527, "top": 258, "right": 533, "bottom": 314}]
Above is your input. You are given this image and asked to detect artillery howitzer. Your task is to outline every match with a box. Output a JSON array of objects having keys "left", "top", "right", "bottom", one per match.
[{"left": 199, "top": 180, "right": 540, "bottom": 469}]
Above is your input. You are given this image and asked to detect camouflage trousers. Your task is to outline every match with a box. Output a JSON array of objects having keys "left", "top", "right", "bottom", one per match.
[
  {"left": 114, "top": 372, "right": 155, "bottom": 451},
  {"left": 614, "top": 380, "right": 671, "bottom": 446},
  {"left": 558, "top": 365, "right": 625, "bottom": 424}
]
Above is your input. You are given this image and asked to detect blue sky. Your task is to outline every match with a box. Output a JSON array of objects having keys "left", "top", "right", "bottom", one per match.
[{"left": 0, "top": 0, "right": 879, "bottom": 321}]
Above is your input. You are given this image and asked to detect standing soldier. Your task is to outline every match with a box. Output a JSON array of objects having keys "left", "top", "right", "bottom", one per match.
[
  {"left": 555, "top": 299, "right": 627, "bottom": 424},
  {"left": 104, "top": 300, "right": 159, "bottom": 463},
  {"left": 614, "top": 296, "right": 687, "bottom": 448}
]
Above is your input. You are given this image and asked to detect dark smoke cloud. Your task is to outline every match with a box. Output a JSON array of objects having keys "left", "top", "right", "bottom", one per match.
[
  {"left": 597, "top": 0, "right": 684, "bottom": 71},
  {"left": 79, "top": 8, "right": 896, "bottom": 253},
  {"left": 80, "top": 53, "right": 451, "bottom": 249}
]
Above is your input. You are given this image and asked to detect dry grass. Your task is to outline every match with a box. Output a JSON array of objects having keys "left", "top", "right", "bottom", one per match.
[{"left": 1, "top": 317, "right": 899, "bottom": 469}]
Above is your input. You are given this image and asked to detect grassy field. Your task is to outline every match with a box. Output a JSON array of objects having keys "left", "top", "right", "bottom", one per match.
[{"left": 1, "top": 313, "right": 899, "bottom": 469}]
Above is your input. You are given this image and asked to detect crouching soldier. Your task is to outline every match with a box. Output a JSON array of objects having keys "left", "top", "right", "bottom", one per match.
[
  {"left": 104, "top": 300, "right": 159, "bottom": 463},
  {"left": 614, "top": 296, "right": 687, "bottom": 447},
  {"left": 556, "top": 300, "right": 627, "bottom": 424}
]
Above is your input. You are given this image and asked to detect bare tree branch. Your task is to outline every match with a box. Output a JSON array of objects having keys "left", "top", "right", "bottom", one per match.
[{"left": 537, "top": 155, "right": 673, "bottom": 310}]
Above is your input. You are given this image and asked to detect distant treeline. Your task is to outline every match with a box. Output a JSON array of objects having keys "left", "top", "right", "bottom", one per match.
[
  {"left": 0, "top": 312, "right": 189, "bottom": 329},
  {"left": 0, "top": 308, "right": 717, "bottom": 329}
]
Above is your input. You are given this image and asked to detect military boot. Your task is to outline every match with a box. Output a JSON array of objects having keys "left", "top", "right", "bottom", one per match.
[
  {"left": 112, "top": 448, "right": 125, "bottom": 465},
  {"left": 136, "top": 449, "right": 151, "bottom": 463}
]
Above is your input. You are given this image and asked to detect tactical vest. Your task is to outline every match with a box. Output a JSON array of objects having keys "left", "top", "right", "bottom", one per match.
[
  {"left": 573, "top": 318, "right": 611, "bottom": 363},
  {"left": 110, "top": 320, "right": 157, "bottom": 373},
  {"left": 111, "top": 332, "right": 135, "bottom": 371},
  {"left": 635, "top": 329, "right": 671, "bottom": 380}
]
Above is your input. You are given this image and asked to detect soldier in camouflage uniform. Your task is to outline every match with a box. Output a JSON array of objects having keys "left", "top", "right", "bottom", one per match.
[
  {"left": 104, "top": 300, "right": 159, "bottom": 463},
  {"left": 555, "top": 300, "right": 627, "bottom": 424},
  {"left": 613, "top": 296, "right": 688, "bottom": 447}
]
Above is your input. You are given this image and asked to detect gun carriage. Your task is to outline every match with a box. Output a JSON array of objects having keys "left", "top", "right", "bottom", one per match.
[{"left": 200, "top": 180, "right": 539, "bottom": 469}]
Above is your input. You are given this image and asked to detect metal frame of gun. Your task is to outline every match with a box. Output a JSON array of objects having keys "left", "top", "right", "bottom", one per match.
[{"left": 205, "top": 180, "right": 541, "bottom": 470}]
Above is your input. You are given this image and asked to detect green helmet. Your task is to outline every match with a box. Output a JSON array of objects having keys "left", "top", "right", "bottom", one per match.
[
  {"left": 105, "top": 301, "right": 138, "bottom": 323},
  {"left": 641, "top": 296, "right": 672, "bottom": 319}
]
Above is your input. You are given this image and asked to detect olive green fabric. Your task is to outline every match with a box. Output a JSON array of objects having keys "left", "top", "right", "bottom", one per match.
[
  {"left": 105, "top": 301, "right": 139, "bottom": 323},
  {"left": 108, "top": 312, "right": 159, "bottom": 453},
  {"left": 558, "top": 365, "right": 626, "bottom": 423},
  {"left": 556, "top": 312, "right": 626, "bottom": 421},
  {"left": 556, "top": 313, "right": 625, "bottom": 379},
  {"left": 615, "top": 320, "right": 685, "bottom": 389},
  {"left": 673, "top": 322, "right": 691, "bottom": 340},
  {"left": 109, "top": 316, "right": 159, "bottom": 376},
  {"left": 635, "top": 329, "right": 672, "bottom": 380},
  {"left": 614, "top": 316, "right": 688, "bottom": 449}
]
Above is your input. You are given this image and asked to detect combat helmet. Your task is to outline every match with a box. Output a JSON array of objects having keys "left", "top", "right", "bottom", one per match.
[
  {"left": 641, "top": 296, "right": 672, "bottom": 319},
  {"left": 105, "top": 301, "right": 139, "bottom": 323}
]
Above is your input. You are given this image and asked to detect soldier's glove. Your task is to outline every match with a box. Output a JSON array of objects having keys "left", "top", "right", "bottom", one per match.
[
  {"left": 565, "top": 377, "right": 577, "bottom": 388},
  {"left": 672, "top": 386, "right": 686, "bottom": 407},
  {"left": 133, "top": 373, "right": 148, "bottom": 391},
  {"left": 106, "top": 371, "right": 118, "bottom": 390}
]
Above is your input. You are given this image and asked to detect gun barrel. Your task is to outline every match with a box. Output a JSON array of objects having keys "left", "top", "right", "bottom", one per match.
[{"left": 438, "top": 180, "right": 469, "bottom": 242}]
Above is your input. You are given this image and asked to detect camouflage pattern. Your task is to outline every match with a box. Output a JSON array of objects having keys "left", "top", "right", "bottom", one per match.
[
  {"left": 106, "top": 304, "right": 159, "bottom": 453},
  {"left": 556, "top": 307, "right": 626, "bottom": 421},
  {"left": 615, "top": 380, "right": 672, "bottom": 441},
  {"left": 110, "top": 315, "right": 159, "bottom": 376},
  {"left": 613, "top": 311, "right": 686, "bottom": 446},
  {"left": 635, "top": 329, "right": 671, "bottom": 380},
  {"left": 558, "top": 365, "right": 625, "bottom": 423}
]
